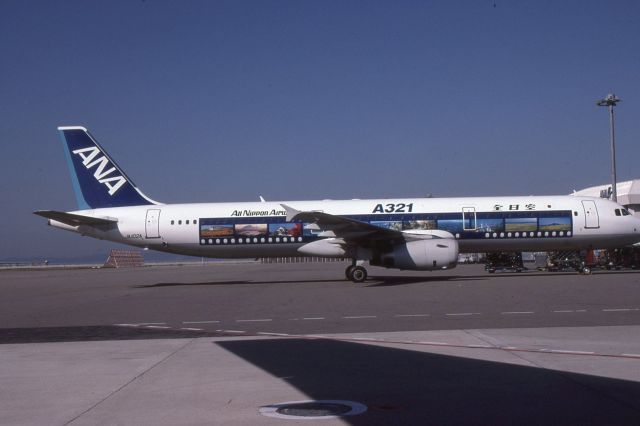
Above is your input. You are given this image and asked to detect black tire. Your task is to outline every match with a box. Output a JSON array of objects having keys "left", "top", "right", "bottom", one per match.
[
  {"left": 351, "top": 266, "right": 367, "bottom": 283},
  {"left": 345, "top": 265, "right": 356, "bottom": 280}
]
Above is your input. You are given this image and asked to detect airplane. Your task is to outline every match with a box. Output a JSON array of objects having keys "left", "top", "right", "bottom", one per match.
[{"left": 35, "top": 127, "right": 640, "bottom": 282}]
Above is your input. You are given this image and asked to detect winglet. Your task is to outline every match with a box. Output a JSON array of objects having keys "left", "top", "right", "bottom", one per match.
[{"left": 280, "top": 204, "right": 300, "bottom": 222}]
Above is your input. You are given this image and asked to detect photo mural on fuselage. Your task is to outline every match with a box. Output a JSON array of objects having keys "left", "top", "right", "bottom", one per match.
[{"left": 198, "top": 210, "right": 573, "bottom": 246}]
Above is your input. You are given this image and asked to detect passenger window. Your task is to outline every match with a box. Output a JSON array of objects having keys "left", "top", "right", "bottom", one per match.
[
  {"left": 194, "top": 220, "right": 197, "bottom": 224},
  {"left": 178, "top": 220, "right": 182, "bottom": 225},
  {"left": 186, "top": 220, "right": 190, "bottom": 225},
  {"left": 574, "top": 211, "right": 578, "bottom": 216},
  {"left": 171, "top": 220, "right": 175, "bottom": 225},
  {"left": 615, "top": 209, "right": 621, "bottom": 216}
]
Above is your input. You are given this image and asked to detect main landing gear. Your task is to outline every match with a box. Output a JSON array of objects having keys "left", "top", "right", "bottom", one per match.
[
  {"left": 345, "top": 261, "right": 368, "bottom": 283},
  {"left": 579, "top": 262, "right": 592, "bottom": 275}
]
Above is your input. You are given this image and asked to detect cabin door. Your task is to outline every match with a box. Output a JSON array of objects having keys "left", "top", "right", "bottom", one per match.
[
  {"left": 581, "top": 200, "right": 600, "bottom": 229},
  {"left": 462, "top": 207, "right": 477, "bottom": 230},
  {"left": 145, "top": 209, "right": 161, "bottom": 238}
]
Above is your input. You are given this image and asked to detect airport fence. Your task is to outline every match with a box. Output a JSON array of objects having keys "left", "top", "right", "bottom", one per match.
[{"left": 260, "top": 257, "right": 349, "bottom": 264}]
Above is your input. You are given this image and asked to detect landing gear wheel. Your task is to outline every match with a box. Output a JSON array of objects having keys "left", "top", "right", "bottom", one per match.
[
  {"left": 345, "top": 265, "right": 356, "bottom": 280},
  {"left": 351, "top": 266, "right": 368, "bottom": 283}
]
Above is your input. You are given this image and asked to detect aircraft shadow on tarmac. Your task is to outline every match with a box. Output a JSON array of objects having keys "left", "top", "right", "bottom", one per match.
[
  {"left": 216, "top": 338, "right": 640, "bottom": 425},
  {"left": 135, "top": 279, "right": 348, "bottom": 288},
  {"left": 136, "top": 276, "right": 481, "bottom": 288},
  {"left": 368, "top": 269, "right": 640, "bottom": 286},
  {"left": 365, "top": 275, "right": 482, "bottom": 287}
]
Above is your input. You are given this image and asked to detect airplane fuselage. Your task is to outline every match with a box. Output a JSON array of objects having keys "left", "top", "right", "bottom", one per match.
[{"left": 50, "top": 195, "right": 640, "bottom": 258}]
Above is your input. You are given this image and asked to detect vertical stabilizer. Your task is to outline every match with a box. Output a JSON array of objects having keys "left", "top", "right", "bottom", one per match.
[{"left": 58, "top": 126, "right": 160, "bottom": 209}]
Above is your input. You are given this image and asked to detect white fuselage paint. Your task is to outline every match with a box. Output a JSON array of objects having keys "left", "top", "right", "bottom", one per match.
[{"left": 50, "top": 195, "right": 640, "bottom": 259}]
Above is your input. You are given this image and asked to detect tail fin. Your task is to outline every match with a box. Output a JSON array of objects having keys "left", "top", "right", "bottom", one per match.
[{"left": 58, "top": 126, "right": 160, "bottom": 209}]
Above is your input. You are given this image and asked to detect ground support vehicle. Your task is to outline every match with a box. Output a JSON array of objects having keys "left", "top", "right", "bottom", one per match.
[{"left": 485, "top": 252, "right": 526, "bottom": 273}]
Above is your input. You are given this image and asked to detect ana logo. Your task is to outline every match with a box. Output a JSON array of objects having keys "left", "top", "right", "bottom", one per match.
[{"left": 72, "top": 147, "right": 126, "bottom": 195}]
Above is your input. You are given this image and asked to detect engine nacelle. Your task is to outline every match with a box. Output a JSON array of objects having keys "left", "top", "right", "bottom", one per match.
[
  {"left": 297, "top": 238, "right": 347, "bottom": 257},
  {"left": 370, "top": 238, "right": 459, "bottom": 271}
]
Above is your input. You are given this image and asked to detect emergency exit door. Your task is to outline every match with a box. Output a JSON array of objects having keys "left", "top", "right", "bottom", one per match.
[
  {"left": 145, "top": 209, "right": 161, "bottom": 238},
  {"left": 581, "top": 200, "right": 599, "bottom": 229}
]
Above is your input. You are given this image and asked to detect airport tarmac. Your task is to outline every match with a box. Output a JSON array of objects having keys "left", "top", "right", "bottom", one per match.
[{"left": 1, "top": 263, "right": 640, "bottom": 425}]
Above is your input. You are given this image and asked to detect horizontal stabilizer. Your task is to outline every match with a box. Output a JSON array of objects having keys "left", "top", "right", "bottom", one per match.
[{"left": 33, "top": 210, "right": 118, "bottom": 226}]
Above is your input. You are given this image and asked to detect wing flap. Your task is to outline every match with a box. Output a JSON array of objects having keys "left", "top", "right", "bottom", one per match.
[
  {"left": 282, "top": 204, "right": 397, "bottom": 239},
  {"left": 34, "top": 210, "right": 118, "bottom": 226},
  {"left": 280, "top": 204, "right": 448, "bottom": 244}
]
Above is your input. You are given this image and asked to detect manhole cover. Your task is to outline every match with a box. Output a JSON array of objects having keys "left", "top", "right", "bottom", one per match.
[{"left": 259, "top": 400, "right": 367, "bottom": 420}]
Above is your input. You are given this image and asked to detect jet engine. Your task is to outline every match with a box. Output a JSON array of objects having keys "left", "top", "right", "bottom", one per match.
[{"left": 370, "top": 238, "right": 459, "bottom": 271}]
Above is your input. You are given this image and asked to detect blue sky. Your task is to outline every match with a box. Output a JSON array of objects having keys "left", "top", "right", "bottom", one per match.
[{"left": 1, "top": 1, "right": 639, "bottom": 261}]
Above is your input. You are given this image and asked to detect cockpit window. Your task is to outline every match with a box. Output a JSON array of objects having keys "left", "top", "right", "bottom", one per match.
[
  {"left": 622, "top": 209, "right": 631, "bottom": 216},
  {"left": 615, "top": 209, "right": 621, "bottom": 216}
]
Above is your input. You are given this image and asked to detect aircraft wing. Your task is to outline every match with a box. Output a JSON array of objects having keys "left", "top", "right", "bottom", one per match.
[
  {"left": 33, "top": 210, "right": 118, "bottom": 226},
  {"left": 281, "top": 204, "right": 446, "bottom": 245}
]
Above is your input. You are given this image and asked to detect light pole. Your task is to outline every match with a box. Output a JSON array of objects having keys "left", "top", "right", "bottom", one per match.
[{"left": 597, "top": 93, "right": 621, "bottom": 202}]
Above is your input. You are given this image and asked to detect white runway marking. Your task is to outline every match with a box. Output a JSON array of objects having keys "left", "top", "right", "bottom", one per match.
[
  {"left": 121, "top": 304, "right": 640, "bottom": 336},
  {"left": 549, "top": 350, "right": 595, "bottom": 355},
  {"left": 445, "top": 313, "right": 480, "bottom": 316},
  {"left": 342, "top": 315, "right": 377, "bottom": 319},
  {"left": 216, "top": 329, "right": 246, "bottom": 334},
  {"left": 257, "top": 332, "right": 290, "bottom": 336}
]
